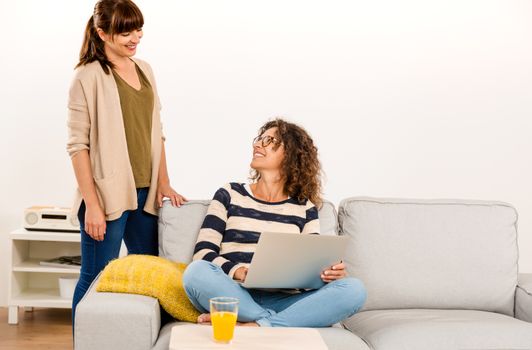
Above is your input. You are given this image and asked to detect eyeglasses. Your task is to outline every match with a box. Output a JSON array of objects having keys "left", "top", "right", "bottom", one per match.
[{"left": 253, "top": 135, "right": 282, "bottom": 148}]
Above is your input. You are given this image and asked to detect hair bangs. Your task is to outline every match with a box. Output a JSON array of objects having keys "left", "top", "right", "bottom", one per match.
[{"left": 109, "top": 1, "right": 144, "bottom": 35}]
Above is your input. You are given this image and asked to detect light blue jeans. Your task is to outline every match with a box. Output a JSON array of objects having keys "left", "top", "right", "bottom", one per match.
[{"left": 183, "top": 260, "right": 367, "bottom": 327}]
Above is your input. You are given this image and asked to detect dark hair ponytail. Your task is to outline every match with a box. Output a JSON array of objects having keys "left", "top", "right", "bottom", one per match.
[
  {"left": 75, "top": 0, "right": 144, "bottom": 74},
  {"left": 77, "top": 15, "right": 113, "bottom": 74}
]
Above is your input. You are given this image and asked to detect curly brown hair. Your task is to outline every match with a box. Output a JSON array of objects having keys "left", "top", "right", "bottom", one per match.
[{"left": 250, "top": 118, "right": 322, "bottom": 207}]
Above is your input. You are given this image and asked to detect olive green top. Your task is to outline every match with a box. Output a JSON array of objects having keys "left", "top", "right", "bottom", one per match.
[{"left": 112, "top": 64, "right": 154, "bottom": 188}]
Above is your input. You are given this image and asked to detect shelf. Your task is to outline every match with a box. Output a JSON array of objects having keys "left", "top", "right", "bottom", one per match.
[
  {"left": 10, "top": 228, "right": 80, "bottom": 242},
  {"left": 13, "top": 259, "right": 80, "bottom": 274},
  {"left": 10, "top": 288, "right": 73, "bottom": 308},
  {"left": 8, "top": 227, "right": 81, "bottom": 323}
]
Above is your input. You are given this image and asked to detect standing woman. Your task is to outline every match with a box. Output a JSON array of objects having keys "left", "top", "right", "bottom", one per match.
[{"left": 66, "top": 0, "right": 186, "bottom": 323}]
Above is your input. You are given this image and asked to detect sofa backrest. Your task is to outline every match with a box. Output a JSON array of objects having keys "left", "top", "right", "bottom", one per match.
[
  {"left": 339, "top": 197, "right": 518, "bottom": 316},
  {"left": 158, "top": 199, "right": 338, "bottom": 264}
]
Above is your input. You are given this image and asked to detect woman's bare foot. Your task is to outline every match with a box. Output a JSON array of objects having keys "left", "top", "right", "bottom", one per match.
[{"left": 197, "top": 313, "right": 211, "bottom": 324}]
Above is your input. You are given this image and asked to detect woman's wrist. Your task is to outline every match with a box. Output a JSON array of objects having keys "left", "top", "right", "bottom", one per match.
[
  {"left": 85, "top": 199, "right": 101, "bottom": 210},
  {"left": 158, "top": 177, "right": 170, "bottom": 186}
]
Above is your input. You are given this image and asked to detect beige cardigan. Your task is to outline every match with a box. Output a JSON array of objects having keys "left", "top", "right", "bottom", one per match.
[{"left": 66, "top": 58, "right": 164, "bottom": 221}]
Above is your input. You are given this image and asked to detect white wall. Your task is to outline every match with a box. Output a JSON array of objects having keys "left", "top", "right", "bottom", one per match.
[{"left": 1, "top": 0, "right": 531, "bottom": 306}]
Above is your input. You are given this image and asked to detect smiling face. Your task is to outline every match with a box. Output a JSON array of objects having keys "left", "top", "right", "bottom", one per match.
[
  {"left": 98, "top": 28, "right": 142, "bottom": 59},
  {"left": 249, "top": 118, "right": 322, "bottom": 205},
  {"left": 250, "top": 127, "right": 285, "bottom": 175}
]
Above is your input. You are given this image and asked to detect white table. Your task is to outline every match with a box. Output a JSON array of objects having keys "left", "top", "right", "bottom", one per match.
[{"left": 169, "top": 324, "right": 328, "bottom": 350}]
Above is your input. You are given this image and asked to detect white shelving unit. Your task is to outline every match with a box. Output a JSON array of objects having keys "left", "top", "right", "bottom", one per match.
[{"left": 7, "top": 228, "right": 81, "bottom": 324}]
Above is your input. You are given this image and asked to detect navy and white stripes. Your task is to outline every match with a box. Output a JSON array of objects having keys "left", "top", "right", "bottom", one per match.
[{"left": 193, "top": 183, "right": 320, "bottom": 278}]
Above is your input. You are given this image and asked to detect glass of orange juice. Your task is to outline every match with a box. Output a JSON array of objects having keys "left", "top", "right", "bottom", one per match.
[{"left": 209, "top": 297, "right": 239, "bottom": 343}]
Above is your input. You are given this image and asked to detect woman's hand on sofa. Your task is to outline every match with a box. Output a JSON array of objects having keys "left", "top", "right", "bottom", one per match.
[
  {"left": 321, "top": 262, "right": 347, "bottom": 283},
  {"left": 157, "top": 182, "right": 188, "bottom": 207}
]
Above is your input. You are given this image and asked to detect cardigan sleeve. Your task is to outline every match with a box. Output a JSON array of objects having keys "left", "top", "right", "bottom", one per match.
[{"left": 66, "top": 76, "right": 90, "bottom": 158}]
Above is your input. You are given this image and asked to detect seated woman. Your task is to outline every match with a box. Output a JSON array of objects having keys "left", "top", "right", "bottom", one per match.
[{"left": 183, "top": 118, "right": 366, "bottom": 327}]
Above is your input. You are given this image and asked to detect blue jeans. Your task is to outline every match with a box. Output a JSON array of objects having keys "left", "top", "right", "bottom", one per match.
[
  {"left": 72, "top": 188, "right": 158, "bottom": 325},
  {"left": 183, "top": 260, "right": 367, "bottom": 327}
]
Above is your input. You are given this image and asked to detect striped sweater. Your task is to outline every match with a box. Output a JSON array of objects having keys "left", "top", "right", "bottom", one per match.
[{"left": 193, "top": 183, "right": 320, "bottom": 278}]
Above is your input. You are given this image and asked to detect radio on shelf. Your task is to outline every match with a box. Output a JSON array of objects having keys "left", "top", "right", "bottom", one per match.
[{"left": 24, "top": 206, "right": 80, "bottom": 232}]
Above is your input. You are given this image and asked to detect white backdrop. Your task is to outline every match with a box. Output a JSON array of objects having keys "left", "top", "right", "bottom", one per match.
[{"left": 1, "top": 0, "right": 531, "bottom": 306}]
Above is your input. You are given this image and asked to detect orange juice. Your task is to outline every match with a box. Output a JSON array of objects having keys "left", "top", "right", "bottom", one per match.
[{"left": 211, "top": 311, "right": 238, "bottom": 343}]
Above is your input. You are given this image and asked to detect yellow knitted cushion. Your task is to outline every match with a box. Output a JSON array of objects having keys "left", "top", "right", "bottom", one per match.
[{"left": 96, "top": 255, "right": 200, "bottom": 323}]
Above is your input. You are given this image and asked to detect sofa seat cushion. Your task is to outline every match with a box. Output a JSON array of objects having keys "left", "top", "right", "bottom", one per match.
[
  {"left": 153, "top": 322, "right": 371, "bottom": 350},
  {"left": 343, "top": 309, "right": 532, "bottom": 350}
]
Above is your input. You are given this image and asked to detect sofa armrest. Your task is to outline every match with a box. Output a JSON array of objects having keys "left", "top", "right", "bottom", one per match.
[
  {"left": 75, "top": 276, "right": 161, "bottom": 350},
  {"left": 515, "top": 273, "right": 532, "bottom": 322}
]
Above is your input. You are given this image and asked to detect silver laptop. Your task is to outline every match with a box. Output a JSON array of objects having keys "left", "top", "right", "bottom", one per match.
[{"left": 240, "top": 232, "right": 348, "bottom": 290}]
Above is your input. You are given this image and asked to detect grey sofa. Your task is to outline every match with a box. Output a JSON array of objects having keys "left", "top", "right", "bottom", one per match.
[{"left": 75, "top": 197, "right": 532, "bottom": 350}]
